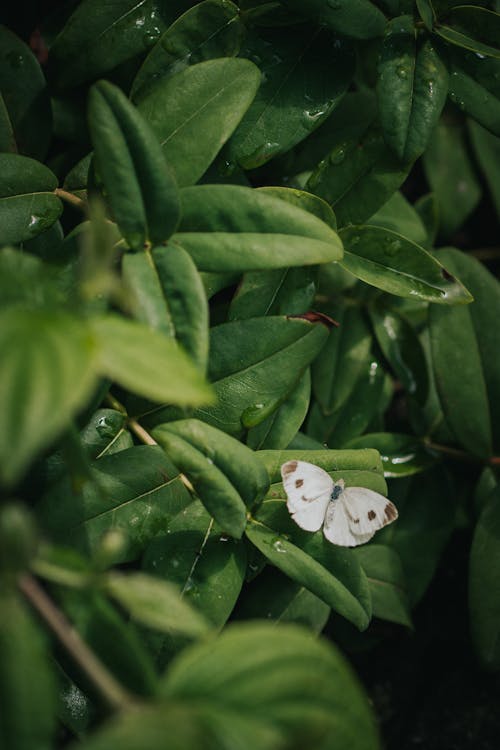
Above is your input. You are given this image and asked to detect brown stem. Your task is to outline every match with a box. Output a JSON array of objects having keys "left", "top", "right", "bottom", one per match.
[
  {"left": 54, "top": 188, "right": 87, "bottom": 211},
  {"left": 128, "top": 418, "right": 157, "bottom": 446},
  {"left": 18, "top": 574, "right": 136, "bottom": 712}
]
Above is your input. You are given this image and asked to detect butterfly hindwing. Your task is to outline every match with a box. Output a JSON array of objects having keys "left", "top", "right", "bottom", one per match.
[
  {"left": 322, "top": 498, "right": 375, "bottom": 547},
  {"left": 341, "top": 487, "right": 398, "bottom": 536},
  {"left": 280, "top": 460, "right": 332, "bottom": 532}
]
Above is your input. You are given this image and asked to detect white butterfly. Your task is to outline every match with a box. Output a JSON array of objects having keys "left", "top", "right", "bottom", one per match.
[{"left": 280, "top": 460, "right": 398, "bottom": 547}]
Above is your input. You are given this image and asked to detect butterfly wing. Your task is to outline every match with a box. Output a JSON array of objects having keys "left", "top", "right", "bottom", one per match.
[
  {"left": 280, "top": 460, "right": 332, "bottom": 532},
  {"left": 341, "top": 487, "right": 398, "bottom": 537},
  {"left": 322, "top": 499, "right": 375, "bottom": 547}
]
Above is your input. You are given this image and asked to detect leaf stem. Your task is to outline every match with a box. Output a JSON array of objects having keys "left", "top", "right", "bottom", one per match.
[
  {"left": 55, "top": 188, "right": 87, "bottom": 211},
  {"left": 424, "top": 439, "right": 500, "bottom": 468},
  {"left": 18, "top": 573, "right": 137, "bottom": 712}
]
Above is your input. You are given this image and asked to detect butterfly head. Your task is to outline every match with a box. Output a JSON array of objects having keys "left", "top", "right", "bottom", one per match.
[{"left": 330, "top": 479, "right": 345, "bottom": 501}]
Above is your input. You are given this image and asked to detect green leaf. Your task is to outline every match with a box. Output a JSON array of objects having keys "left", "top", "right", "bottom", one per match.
[
  {"left": 153, "top": 419, "right": 270, "bottom": 508},
  {"left": 0, "top": 309, "right": 97, "bottom": 487},
  {"left": 368, "top": 191, "right": 428, "bottom": 246},
  {"left": 122, "top": 251, "right": 175, "bottom": 336},
  {"left": 353, "top": 544, "right": 412, "bottom": 627},
  {"left": 105, "top": 571, "right": 210, "bottom": 637},
  {"left": 229, "top": 266, "right": 317, "bottom": 319},
  {"left": 0, "top": 591, "right": 56, "bottom": 750},
  {"left": 226, "top": 26, "right": 354, "bottom": 169},
  {"left": 307, "top": 124, "right": 411, "bottom": 226},
  {"left": 193, "top": 315, "right": 329, "bottom": 436},
  {"left": 79, "top": 408, "right": 132, "bottom": 459},
  {"left": 346, "top": 433, "right": 439, "bottom": 477},
  {"left": 377, "top": 19, "right": 448, "bottom": 162},
  {"left": 162, "top": 623, "right": 381, "bottom": 748},
  {"left": 36, "top": 446, "right": 192, "bottom": 561},
  {"left": 131, "top": 0, "right": 244, "bottom": 102},
  {"left": 152, "top": 421, "right": 263, "bottom": 538},
  {"left": 278, "top": 0, "right": 387, "bottom": 39},
  {"left": 0, "top": 25, "right": 52, "bottom": 159},
  {"left": 245, "top": 528, "right": 367, "bottom": 633},
  {"left": 368, "top": 300, "right": 429, "bottom": 404},
  {"left": 247, "top": 370, "right": 311, "bottom": 450},
  {"left": 0, "top": 153, "right": 62, "bottom": 245},
  {"left": 48, "top": 0, "right": 172, "bottom": 90},
  {"left": 429, "top": 247, "right": 500, "bottom": 456},
  {"left": 435, "top": 5, "right": 500, "bottom": 60},
  {"left": 449, "top": 62, "right": 500, "bottom": 138},
  {"left": 257, "top": 186, "right": 338, "bottom": 228},
  {"left": 143, "top": 499, "right": 247, "bottom": 626},
  {"left": 90, "top": 315, "right": 213, "bottom": 406},
  {"left": 88, "top": 81, "right": 180, "bottom": 249},
  {"left": 468, "top": 120, "right": 500, "bottom": 219},
  {"left": 469, "top": 489, "right": 500, "bottom": 669},
  {"left": 0, "top": 246, "right": 63, "bottom": 310},
  {"left": 173, "top": 184, "right": 343, "bottom": 271},
  {"left": 235, "top": 567, "right": 331, "bottom": 632},
  {"left": 57, "top": 588, "right": 157, "bottom": 696},
  {"left": 423, "top": 120, "right": 481, "bottom": 238},
  {"left": 137, "top": 58, "right": 261, "bottom": 186},
  {"left": 0, "top": 93, "right": 16, "bottom": 153},
  {"left": 339, "top": 225, "right": 473, "bottom": 303}
]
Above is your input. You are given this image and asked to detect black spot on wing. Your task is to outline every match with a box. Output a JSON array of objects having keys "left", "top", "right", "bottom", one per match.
[{"left": 367, "top": 510, "right": 376, "bottom": 521}]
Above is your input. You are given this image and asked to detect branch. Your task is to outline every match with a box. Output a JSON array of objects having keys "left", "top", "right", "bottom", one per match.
[{"left": 55, "top": 188, "right": 87, "bottom": 211}]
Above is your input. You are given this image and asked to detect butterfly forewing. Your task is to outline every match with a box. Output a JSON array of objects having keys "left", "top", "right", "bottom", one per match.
[
  {"left": 342, "top": 487, "right": 398, "bottom": 536},
  {"left": 280, "top": 460, "right": 333, "bottom": 532}
]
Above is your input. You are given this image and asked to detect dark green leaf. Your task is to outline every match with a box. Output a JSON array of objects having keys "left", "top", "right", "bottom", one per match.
[
  {"left": 37, "top": 446, "right": 192, "bottom": 561},
  {"left": 0, "top": 25, "right": 52, "bottom": 159},
  {"left": 339, "top": 225, "right": 473, "bottom": 302},
  {"left": 368, "top": 191, "right": 428, "bottom": 245},
  {"left": 227, "top": 26, "right": 354, "bottom": 169},
  {"left": 0, "top": 153, "right": 62, "bottom": 245},
  {"left": 131, "top": 0, "right": 244, "bottom": 102},
  {"left": 353, "top": 544, "right": 412, "bottom": 627},
  {"left": 278, "top": 0, "right": 387, "bottom": 39},
  {"left": 468, "top": 119, "right": 500, "bottom": 219},
  {"left": 0, "top": 309, "right": 97, "bottom": 487},
  {"left": 346, "top": 433, "right": 439, "bottom": 477},
  {"left": 79, "top": 408, "right": 132, "bottom": 459},
  {"left": 449, "top": 63, "right": 500, "bottom": 137},
  {"left": 377, "top": 19, "right": 448, "bottom": 162},
  {"left": 435, "top": 6, "right": 500, "bottom": 60},
  {"left": 88, "top": 81, "right": 180, "bottom": 249},
  {"left": 137, "top": 58, "right": 261, "bottom": 186},
  {"left": 469, "top": 488, "right": 500, "bottom": 669},
  {"left": 0, "top": 591, "right": 56, "bottom": 750}
]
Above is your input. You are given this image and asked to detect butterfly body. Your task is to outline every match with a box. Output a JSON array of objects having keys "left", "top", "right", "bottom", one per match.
[{"left": 280, "top": 460, "right": 398, "bottom": 547}]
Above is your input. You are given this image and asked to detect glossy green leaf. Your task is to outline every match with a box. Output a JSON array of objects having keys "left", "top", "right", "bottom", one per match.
[
  {"left": 0, "top": 153, "right": 62, "bottom": 245},
  {"left": 0, "top": 93, "right": 16, "bottom": 153},
  {"left": 137, "top": 58, "right": 261, "bottom": 186},
  {"left": 0, "top": 309, "right": 97, "bottom": 487},
  {"left": 56, "top": 664, "right": 95, "bottom": 738},
  {"left": 257, "top": 186, "right": 338, "bottom": 228},
  {"left": 194, "top": 315, "right": 329, "bottom": 436},
  {"left": 353, "top": 544, "right": 412, "bottom": 627},
  {"left": 88, "top": 81, "right": 180, "bottom": 249},
  {"left": 339, "top": 225, "right": 473, "bottom": 303},
  {"left": 312, "top": 302, "right": 372, "bottom": 415},
  {"left": 423, "top": 121, "right": 481, "bottom": 238},
  {"left": 122, "top": 251, "right": 175, "bottom": 335},
  {"left": 0, "top": 591, "right": 56, "bottom": 750},
  {"left": 278, "top": 0, "right": 386, "bottom": 39},
  {"left": 368, "top": 191, "right": 428, "bottom": 245},
  {"left": 346, "top": 433, "right": 439, "bottom": 477},
  {"left": 416, "top": 0, "right": 436, "bottom": 30},
  {"left": 227, "top": 26, "right": 354, "bottom": 169},
  {"left": 435, "top": 6, "right": 500, "bottom": 60},
  {"left": 153, "top": 419, "right": 270, "bottom": 508},
  {"left": 0, "top": 25, "right": 51, "bottom": 159},
  {"left": 307, "top": 125, "right": 411, "bottom": 226},
  {"left": 377, "top": 19, "right": 448, "bottom": 162},
  {"left": 429, "top": 247, "right": 500, "bottom": 456},
  {"left": 143, "top": 499, "right": 247, "bottom": 626},
  {"left": 235, "top": 567, "right": 331, "bottom": 632},
  {"left": 79, "top": 408, "right": 132, "bottom": 459},
  {"left": 415, "top": 192, "right": 439, "bottom": 247},
  {"left": 469, "top": 489, "right": 500, "bottom": 669},
  {"left": 57, "top": 588, "right": 157, "bottom": 696},
  {"left": 37, "top": 446, "right": 192, "bottom": 560},
  {"left": 105, "top": 571, "right": 210, "bottom": 636},
  {"left": 162, "top": 622, "right": 381, "bottom": 749},
  {"left": 247, "top": 370, "right": 311, "bottom": 450},
  {"left": 48, "top": 0, "right": 172, "bottom": 90},
  {"left": 90, "top": 315, "right": 213, "bottom": 406},
  {"left": 468, "top": 120, "right": 500, "bottom": 218},
  {"left": 449, "top": 65, "right": 500, "bottom": 137},
  {"left": 173, "top": 184, "right": 343, "bottom": 271},
  {"left": 131, "top": 0, "right": 244, "bottom": 102},
  {"left": 369, "top": 301, "right": 429, "bottom": 403}
]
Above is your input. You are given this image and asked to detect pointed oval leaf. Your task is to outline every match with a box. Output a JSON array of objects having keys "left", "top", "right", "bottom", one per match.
[
  {"left": 436, "top": 6, "right": 500, "bottom": 60},
  {"left": 353, "top": 544, "right": 412, "bottom": 627},
  {"left": 339, "top": 225, "right": 472, "bottom": 303},
  {"left": 346, "top": 433, "right": 439, "bottom": 478},
  {"left": 247, "top": 370, "right": 311, "bottom": 450},
  {"left": 88, "top": 81, "right": 180, "bottom": 249},
  {"left": 137, "top": 58, "right": 261, "bottom": 186},
  {"left": 278, "top": 0, "right": 386, "bottom": 39}
]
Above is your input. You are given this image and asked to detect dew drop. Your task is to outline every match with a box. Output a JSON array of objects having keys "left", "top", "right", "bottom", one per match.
[
  {"left": 272, "top": 538, "right": 286, "bottom": 553},
  {"left": 396, "top": 66, "right": 408, "bottom": 80},
  {"left": 329, "top": 147, "right": 346, "bottom": 165}
]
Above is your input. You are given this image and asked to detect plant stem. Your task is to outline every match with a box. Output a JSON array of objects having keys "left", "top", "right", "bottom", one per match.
[
  {"left": 54, "top": 188, "right": 87, "bottom": 211},
  {"left": 425, "top": 439, "right": 500, "bottom": 468},
  {"left": 18, "top": 574, "right": 136, "bottom": 712},
  {"left": 128, "top": 417, "right": 157, "bottom": 446}
]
